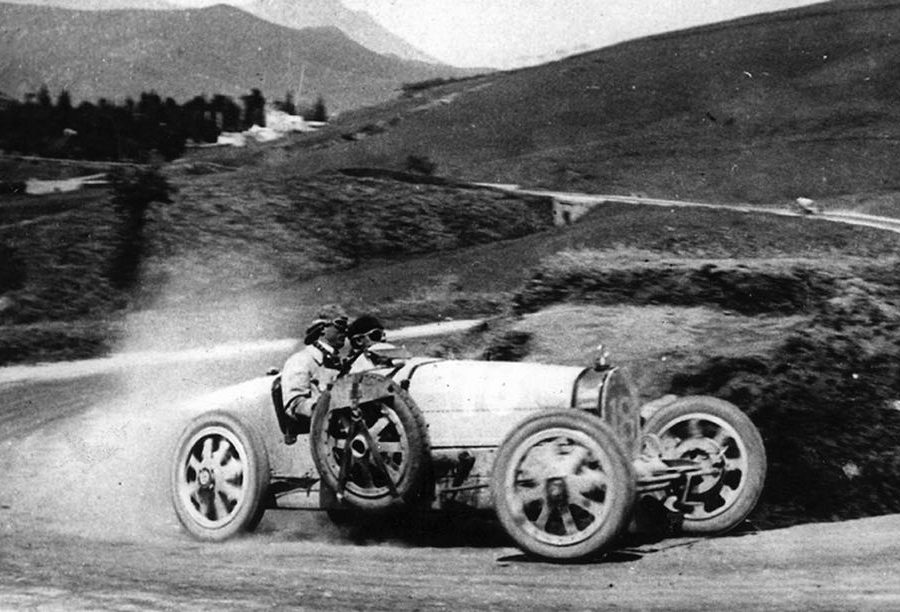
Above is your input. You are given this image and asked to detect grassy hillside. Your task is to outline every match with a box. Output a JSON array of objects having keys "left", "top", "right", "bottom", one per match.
[
  {"left": 0, "top": 168, "right": 554, "bottom": 362},
  {"left": 259, "top": 0, "right": 900, "bottom": 207}
]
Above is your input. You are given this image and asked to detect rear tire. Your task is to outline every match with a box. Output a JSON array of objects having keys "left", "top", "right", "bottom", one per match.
[
  {"left": 491, "top": 410, "right": 635, "bottom": 561},
  {"left": 171, "top": 411, "right": 269, "bottom": 541},
  {"left": 311, "top": 374, "right": 430, "bottom": 512}
]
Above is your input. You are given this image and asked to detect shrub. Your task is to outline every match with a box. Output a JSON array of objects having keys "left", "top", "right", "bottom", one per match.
[
  {"left": 513, "top": 250, "right": 839, "bottom": 315},
  {"left": 406, "top": 155, "right": 437, "bottom": 175},
  {"left": 669, "top": 292, "right": 900, "bottom": 528},
  {"left": 0, "top": 320, "right": 121, "bottom": 365},
  {"left": 481, "top": 331, "right": 532, "bottom": 361}
]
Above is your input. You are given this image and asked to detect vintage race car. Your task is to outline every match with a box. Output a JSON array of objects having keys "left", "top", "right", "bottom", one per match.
[{"left": 170, "top": 346, "right": 766, "bottom": 561}]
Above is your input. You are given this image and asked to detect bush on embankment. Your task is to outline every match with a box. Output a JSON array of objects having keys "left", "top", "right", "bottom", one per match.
[
  {"left": 512, "top": 250, "right": 856, "bottom": 316},
  {"left": 671, "top": 292, "right": 900, "bottom": 528},
  {"left": 513, "top": 248, "right": 900, "bottom": 528}
]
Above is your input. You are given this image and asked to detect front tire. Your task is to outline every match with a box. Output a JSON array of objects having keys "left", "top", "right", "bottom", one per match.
[
  {"left": 171, "top": 411, "right": 270, "bottom": 541},
  {"left": 491, "top": 410, "right": 636, "bottom": 561},
  {"left": 643, "top": 396, "right": 766, "bottom": 534}
]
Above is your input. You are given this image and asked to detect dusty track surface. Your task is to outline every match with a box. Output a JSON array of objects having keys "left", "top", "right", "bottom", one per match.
[{"left": 2, "top": 350, "right": 900, "bottom": 610}]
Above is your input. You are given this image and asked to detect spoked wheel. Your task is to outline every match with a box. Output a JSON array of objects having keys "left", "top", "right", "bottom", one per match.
[
  {"left": 491, "top": 410, "right": 635, "bottom": 561},
  {"left": 311, "top": 376, "right": 429, "bottom": 511},
  {"left": 643, "top": 396, "right": 766, "bottom": 534},
  {"left": 171, "top": 411, "right": 269, "bottom": 541}
]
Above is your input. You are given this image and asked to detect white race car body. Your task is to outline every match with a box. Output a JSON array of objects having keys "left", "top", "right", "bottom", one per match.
[
  {"left": 177, "top": 357, "right": 634, "bottom": 510},
  {"left": 171, "top": 352, "right": 765, "bottom": 560}
]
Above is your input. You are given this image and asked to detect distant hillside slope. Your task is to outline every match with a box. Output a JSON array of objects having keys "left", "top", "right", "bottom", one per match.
[
  {"left": 0, "top": 3, "right": 469, "bottom": 112},
  {"left": 0, "top": 0, "right": 174, "bottom": 7},
  {"left": 243, "top": 0, "right": 437, "bottom": 64},
  {"left": 282, "top": 0, "right": 900, "bottom": 204},
  {"left": 0, "top": 0, "right": 440, "bottom": 64}
]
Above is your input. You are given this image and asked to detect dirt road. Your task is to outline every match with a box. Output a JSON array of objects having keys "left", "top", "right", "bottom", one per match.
[
  {"left": 2, "top": 349, "right": 900, "bottom": 610},
  {"left": 479, "top": 183, "right": 900, "bottom": 235}
]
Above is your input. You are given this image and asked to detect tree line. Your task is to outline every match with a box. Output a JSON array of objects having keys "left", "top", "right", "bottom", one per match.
[{"left": 0, "top": 86, "right": 328, "bottom": 163}]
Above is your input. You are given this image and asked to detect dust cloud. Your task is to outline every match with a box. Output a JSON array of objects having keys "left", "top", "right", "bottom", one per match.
[
  {"left": 0, "top": 264, "right": 483, "bottom": 546},
  {"left": 0, "top": 268, "right": 302, "bottom": 543}
]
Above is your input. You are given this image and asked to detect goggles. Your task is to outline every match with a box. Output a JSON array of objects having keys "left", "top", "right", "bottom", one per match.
[
  {"left": 314, "top": 317, "right": 347, "bottom": 332},
  {"left": 352, "top": 328, "right": 385, "bottom": 343},
  {"left": 326, "top": 318, "right": 348, "bottom": 331}
]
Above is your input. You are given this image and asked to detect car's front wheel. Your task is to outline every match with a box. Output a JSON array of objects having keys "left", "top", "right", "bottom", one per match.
[
  {"left": 171, "top": 411, "right": 270, "bottom": 541},
  {"left": 643, "top": 396, "right": 766, "bottom": 534},
  {"left": 491, "top": 410, "right": 636, "bottom": 561}
]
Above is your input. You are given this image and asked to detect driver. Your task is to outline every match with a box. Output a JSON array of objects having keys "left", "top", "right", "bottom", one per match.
[
  {"left": 344, "top": 314, "right": 393, "bottom": 374},
  {"left": 281, "top": 310, "right": 348, "bottom": 422}
]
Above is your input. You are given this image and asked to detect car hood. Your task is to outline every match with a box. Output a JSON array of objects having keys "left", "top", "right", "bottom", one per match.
[{"left": 392, "top": 358, "right": 586, "bottom": 448}]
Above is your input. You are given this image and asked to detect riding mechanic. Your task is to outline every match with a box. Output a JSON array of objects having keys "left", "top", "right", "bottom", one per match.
[{"left": 281, "top": 311, "right": 348, "bottom": 424}]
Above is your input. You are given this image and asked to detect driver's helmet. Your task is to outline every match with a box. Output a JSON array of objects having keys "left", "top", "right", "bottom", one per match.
[
  {"left": 304, "top": 306, "right": 348, "bottom": 345},
  {"left": 347, "top": 314, "right": 385, "bottom": 348}
]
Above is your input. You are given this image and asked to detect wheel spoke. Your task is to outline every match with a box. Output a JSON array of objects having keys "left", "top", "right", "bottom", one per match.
[
  {"left": 555, "top": 441, "right": 589, "bottom": 476},
  {"left": 380, "top": 457, "right": 401, "bottom": 480},
  {"left": 218, "top": 479, "right": 243, "bottom": 503},
  {"left": 201, "top": 437, "right": 214, "bottom": 462},
  {"left": 213, "top": 492, "right": 230, "bottom": 520},
  {"left": 722, "top": 456, "right": 746, "bottom": 472},
  {"left": 369, "top": 416, "right": 391, "bottom": 439},
  {"left": 212, "top": 439, "right": 232, "bottom": 465},
  {"left": 218, "top": 457, "right": 243, "bottom": 480},
  {"left": 686, "top": 418, "right": 703, "bottom": 439},
  {"left": 568, "top": 469, "right": 608, "bottom": 495},
  {"left": 187, "top": 454, "right": 202, "bottom": 474},
  {"left": 533, "top": 501, "right": 552, "bottom": 531},
  {"left": 712, "top": 426, "right": 730, "bottom": 447},
  {"left": 560, "top": 506, "right": 578, "bottom": 535},
  {"left": 183, "top": 478, "right": 200, "bottom": 497},
  {"left": 520, "top": 445, "right": 555, "bottom": 480},
  {"left": 376, "top": 441, "right": 404, "bottom": 454},
  {"left": 193, "top": 491, "right": 212, "bottom": 518},
  {"left": 570, "top": 491, "right": 604, "bottom": 517},
  {"left": 515, "top": 483, "right": 546, "bottom": 506}
]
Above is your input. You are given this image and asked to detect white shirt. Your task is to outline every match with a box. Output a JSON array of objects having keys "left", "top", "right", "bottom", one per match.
[{"left": 281, "top": 341, "right": 341, "bottom": 409}]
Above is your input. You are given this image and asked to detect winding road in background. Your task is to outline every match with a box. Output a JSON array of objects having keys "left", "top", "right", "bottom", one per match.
[
  {"left": 479, "top": 184, "right": 900, "bottom": 235},
  {"left": 1, "top": 321, "right": 899, "bottom": 609}
]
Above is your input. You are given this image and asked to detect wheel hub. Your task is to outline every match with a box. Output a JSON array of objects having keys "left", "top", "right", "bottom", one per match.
[
  {"left": 678, "top": 438, "right": 721, "bottom": 464},
  {"left": 197, "top": 468, "right": 215, "bottom": 489},
  {"left": 545, "top": 477, "right": 569, "bottom": 507},
  {"left": 676, "top": 438, "right": 724, "bottom": 493},
  {"left": 350, "top": 434, "right": 369, "bottom": 459}
]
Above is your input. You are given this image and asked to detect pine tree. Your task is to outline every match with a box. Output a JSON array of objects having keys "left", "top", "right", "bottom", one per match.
[{"left": 310, "top": 96, "right": 328, "bottom": 122}]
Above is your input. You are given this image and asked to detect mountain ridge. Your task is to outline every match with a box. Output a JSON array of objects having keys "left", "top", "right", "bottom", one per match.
[
  {"left": 241, "top": 0, "right": 437, "bottom": 64},
  {"left": 0, "top": 0, "right": 438, "bottom": 63},
  {"left": 0, "top": 2, "right": 474, "bottom": 112}
]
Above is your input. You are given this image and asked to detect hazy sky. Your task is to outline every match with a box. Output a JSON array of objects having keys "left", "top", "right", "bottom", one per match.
[{"left": 168, "top": 0, "right": 824, "bottom": 68}]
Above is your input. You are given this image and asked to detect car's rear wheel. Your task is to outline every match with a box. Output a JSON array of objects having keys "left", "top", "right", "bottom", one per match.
[
  {"left": 491, "top": 410, "right": 635, "bottom": 561},
  {"left": 171, "top": 411, "right": 269, "bottom": 541},
  {"left": 643, "top": 396, "right": 766, "bottom": 534},
  {"left": 311, "top": 375, "right": 430, "bottom": 512}
]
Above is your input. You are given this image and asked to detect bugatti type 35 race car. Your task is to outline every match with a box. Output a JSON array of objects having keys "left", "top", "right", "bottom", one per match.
[{"left": 170, "top": 346, "right": 766, "bottom": 561}]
